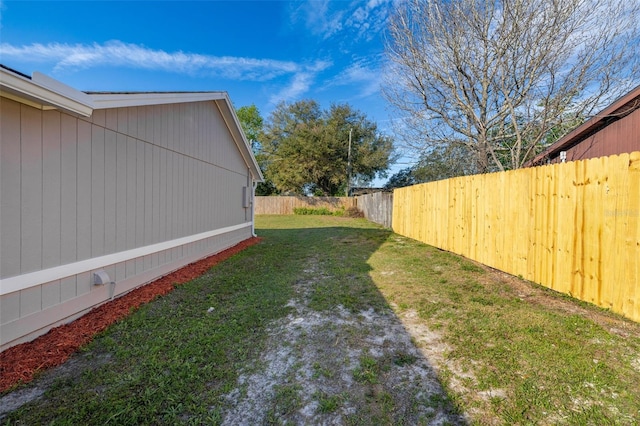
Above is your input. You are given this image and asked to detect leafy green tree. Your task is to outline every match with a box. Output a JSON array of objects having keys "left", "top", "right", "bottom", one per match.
[
  {"left": 236, "top": 104, "right": 263, "bottom": 151},
  {"left": 384, "top": 168, "right": 416, "bottom": 190},
  {"left": 261, "top": 100, "right": 395, "bottom": 196},
  {"left": 235, "top": 104, "right": 278, "bottom": 195}
]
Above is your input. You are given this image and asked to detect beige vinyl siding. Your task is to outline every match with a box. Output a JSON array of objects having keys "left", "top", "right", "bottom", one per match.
[
  {"left": 0, "top": 98, "right": 21, "bottom": 278},
  {"left": 104, "top": 129, "right": 117, "bottom": 256},
  {"left": 0, "top": 96, "right": 254, "bottom": 350},
  {"left": 21, "top": 105, "right": 42, "bottom": 274},
  {"left": 76, "top": 119, "right": 92, "bottom": 262},
  {"left": 60, "top": 113, "right": 78, "bottom": 265},
  {"left": 42, "top": 110, "right": 62, "bottom": 269},
  {"left": 1, "top": 98, "right": 254, "bottom": 272},
  {"left": 91, "top": 124, "right": 106, "bottom": 258}
]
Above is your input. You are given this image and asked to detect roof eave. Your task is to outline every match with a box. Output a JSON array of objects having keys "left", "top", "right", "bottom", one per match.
[
  {"left": 529, "top": 85, "right": 640, "bottom": 166},
  {"left": 88, "top": 92, "right": 228, "bottom": 109},
  {"left": 0, "top": 68, "right": 94, "bottom": 116}
]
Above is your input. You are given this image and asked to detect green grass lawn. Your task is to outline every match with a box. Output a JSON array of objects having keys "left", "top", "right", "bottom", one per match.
[{"left": 2, "top": 215, "right": 639, "bottom": 425}]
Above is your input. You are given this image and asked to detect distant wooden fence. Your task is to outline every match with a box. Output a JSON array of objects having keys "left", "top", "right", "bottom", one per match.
[
  {"left": 255, "top": 196, "right": 356, "bottom": 215},
  {"left": 393, "top": 152, "right": 640, "bottom": 322},
  {"left": 254, "top": 194, "right": 393, "bottom": 228},
  {"left": 356, "top": 192, "right": 393, "bottom": 228}
]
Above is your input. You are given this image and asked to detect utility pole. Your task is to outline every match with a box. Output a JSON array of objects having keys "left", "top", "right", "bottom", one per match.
[{"left": 346, "top": 128, "right": 352, "bottom": 197}]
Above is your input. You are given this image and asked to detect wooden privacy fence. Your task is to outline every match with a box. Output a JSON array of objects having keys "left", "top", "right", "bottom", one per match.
[
  {"left": 356, "top": 192, "right": 393, "bottom": 228},
  {"left": 255, "top": 196, "right": 356, "bottom": 215},
  {"left": 393, "top": 151, "right": 640, "bottom": 322}
]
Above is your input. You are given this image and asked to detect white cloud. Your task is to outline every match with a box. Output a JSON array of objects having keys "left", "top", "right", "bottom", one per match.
[
  {"left": 0, "top": 40, "right": 334, "bottom": 101},
  {"left": 269, "top": 72, "right": 315, "bottom": 105},
  {"left": 268, "top": 58, "right": 334, "bottom": 105},
  {"left": 329, "top": 57, "right": 382, "bottom": 98},
  {"left": 0, "top": 41, "right": 340, "bottom": 104},
  {"left": 291, "top": 0, "right": 345, "bottom": 40},
  {"left": 0, "top": 41, "right": 305, "bottom": 80},
  {"left": 293, "top": 0, "right": 392, "bottom": 42}
]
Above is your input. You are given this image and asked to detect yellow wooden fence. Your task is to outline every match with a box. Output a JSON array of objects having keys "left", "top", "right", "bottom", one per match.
[
  {"left": 392, "top": 152, "right": 640, "bottom": 322},
  {"left": 255, "top": 196, "right": 357, "bottom": 215}
]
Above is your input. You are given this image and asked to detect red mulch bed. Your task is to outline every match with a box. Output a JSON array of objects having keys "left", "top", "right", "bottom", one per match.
[{"left": 0, "top": 237, "right": 261, "bottom": 393}]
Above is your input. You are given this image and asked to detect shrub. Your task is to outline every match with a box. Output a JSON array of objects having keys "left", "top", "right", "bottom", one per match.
[
  {"left": 293, "top": 206, "right": 364, "bottom": 217},
  {"left": 293, "top": 207, "right": 333, "bottom": 215}
]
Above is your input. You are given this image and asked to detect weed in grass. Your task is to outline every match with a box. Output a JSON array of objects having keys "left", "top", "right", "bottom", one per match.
[
  {"left": 392, "top": 351, "right": 417, "bottom": 366},
  {"left": 470, "top": 296, "right": 495, "bottom": 306},
  {"left": 353, "top": 355, "right": 380, "bottom": 384},
  {"left": 315, "top": 392, "right": 343, "bottom": 413},
  {"left": 312, "top": 362, "right": 334, "bottom": 379},
  {"left": 447, "top": 290, "right": 463, "bottom": 303}
]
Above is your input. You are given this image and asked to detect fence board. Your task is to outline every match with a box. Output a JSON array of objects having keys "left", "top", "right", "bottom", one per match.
[{"left": 392, "top": 151, "right": 640, "bottom": 323}]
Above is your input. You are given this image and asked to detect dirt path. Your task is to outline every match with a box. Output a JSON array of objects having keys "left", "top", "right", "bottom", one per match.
[{"left": 217, "top": 256, "right": 466, "bottom": 425}]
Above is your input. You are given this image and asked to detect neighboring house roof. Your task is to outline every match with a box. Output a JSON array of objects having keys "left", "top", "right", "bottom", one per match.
[
  {"left": 529, "top": 85, "right": 640, "bottom": 166},
  {"left": 351, "top": 187, "right": 389, "bottom": 195},
  {"left": 0, "top": 66, "right": 263, "bottom": 181}
]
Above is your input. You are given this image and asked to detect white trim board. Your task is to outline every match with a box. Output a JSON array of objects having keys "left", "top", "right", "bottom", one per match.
[
  {"left": 88, "top": 92, "right": 227, "bottom": 109},
  {"left": 0, "top": 68, "right": 94, "bottom": 117},
  {"left": 0, "top": 222, "right": 252, "bottom": 296}
]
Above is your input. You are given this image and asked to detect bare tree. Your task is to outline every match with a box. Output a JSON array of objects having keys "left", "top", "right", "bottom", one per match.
[{"left": 384, "top": 0, "right": 640, "bottom": 172}]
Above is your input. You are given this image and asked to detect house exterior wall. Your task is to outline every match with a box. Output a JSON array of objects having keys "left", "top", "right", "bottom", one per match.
[
  {"left": 0, "top": 96, "right": 254, "bottom": 350},
  {"left": 549, "top": 107, "right": 640, "bottom": 164}
]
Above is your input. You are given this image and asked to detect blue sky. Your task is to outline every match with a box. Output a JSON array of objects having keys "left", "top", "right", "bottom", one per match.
[{"left": 0, "top": 0, "right": 404, "bottom": 183}]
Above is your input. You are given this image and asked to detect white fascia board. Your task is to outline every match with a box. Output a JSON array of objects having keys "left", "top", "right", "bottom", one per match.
[
  {"left": 0, "top": 69, "right": 94, "bottom": 116},
  {"left": 0, "top": 222, "right": 251, "bottom": 296},
  {"left": 89, "top": 92, "right": 227, "bottom": 109}
]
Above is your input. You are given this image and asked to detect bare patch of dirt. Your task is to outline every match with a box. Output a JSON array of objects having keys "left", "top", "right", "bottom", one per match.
[
  {"left": 218, "top": 257, "right": 467, "bottom": 425},
  {"left": 395, "top": 307, "right": 505, "bottom": 425}
]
